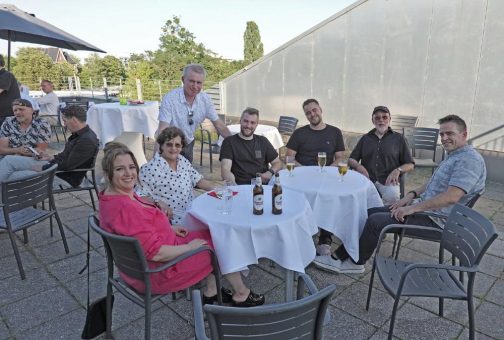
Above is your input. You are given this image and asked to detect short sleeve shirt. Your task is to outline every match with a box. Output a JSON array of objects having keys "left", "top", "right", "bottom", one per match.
[
  {"left": 0, "top": 69, "right": 21, "bottom": 118},
  {"left": 219, "top": 134, "right": 278, "bottom": 185},
  {"left": 0, "top": 116, "right": 51, "bottom": 148},
  {"left": 135, "top": 153, "right": 203, "bottom": 225},
  {"left": 158, "top": 87, "right": 218, "bottom": 143},
  {"left": 286, "top": 124, "right": 345, "bottom": 166},
  {"left": 420, "top": 145, "right": 486, "bottom": 216},
  {"left": 350, "top": 128, "right": 414, "bottom": 184}
]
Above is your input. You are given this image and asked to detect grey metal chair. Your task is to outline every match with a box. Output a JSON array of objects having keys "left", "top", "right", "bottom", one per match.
[
  {"left": 390, "top": 115, "right": 418, "bottom": 133},
  {"left": 0, "top": 165, "right": 69, "bottom": 279},
  {"left": 199, "top": 124, "right": 220, "bottom": 172},
  {"left": 192, "top": 273, "right": 336, "bottom": 340},
  {"left": 403, "top": 127, "right": 440, "bottom": 173},
  {"left": 47, "top": 104, "right": 67, "bottom": 143},
  {"left": 366, "top": 204, "right": 497, "bottom": 340},
  {"left": 89, "top": 216, "right": 223, "bottom": 340},
  {"left": 277, "top": 116, "right": 298, "bottom": 136}
]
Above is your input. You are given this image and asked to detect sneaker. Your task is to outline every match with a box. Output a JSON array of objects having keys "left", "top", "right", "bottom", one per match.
[
  {"left": 316, "top": 244, "right": 332, "bottom": 256},
  {"left": 313, "top": 256, "right": 365, "bottom": 274}
]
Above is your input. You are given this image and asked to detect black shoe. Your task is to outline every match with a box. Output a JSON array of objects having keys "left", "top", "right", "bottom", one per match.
[
  {"left": 202, "top": 287, "right": 233, "bottom": 305},
  {"left": 232, "top": 291, "right": 265, "bottom": 307}
]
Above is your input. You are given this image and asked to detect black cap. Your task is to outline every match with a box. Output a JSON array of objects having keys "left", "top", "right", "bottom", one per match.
[
  {"left": 372, "top": 106, "right": 390, "bottom": 115},
  {"left": 12, "top": 98, "right": 33, "bottom": 108}
]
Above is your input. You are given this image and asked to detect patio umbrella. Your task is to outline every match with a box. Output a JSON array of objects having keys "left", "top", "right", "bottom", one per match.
[{"left": 0, "top": 4, "right": 106, "bottom": 70}]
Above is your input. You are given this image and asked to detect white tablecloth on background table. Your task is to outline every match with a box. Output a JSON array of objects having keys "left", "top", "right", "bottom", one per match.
[
  {"left": 276, "top": 166, "right": 384, "bottom": 262},
  {"left": 218, "top": 124, "right": 284, "bottom": 150},
  {"left": 186, "top": 184, "right": 317, "bottom": 301},
  {"left": 86, "top": 101, "right": 159, "bottom": 166}
]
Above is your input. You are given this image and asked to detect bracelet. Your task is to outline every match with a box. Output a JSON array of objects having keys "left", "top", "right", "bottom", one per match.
[{"left": 407, "top": 190, "right": 418, "bottom": 199}]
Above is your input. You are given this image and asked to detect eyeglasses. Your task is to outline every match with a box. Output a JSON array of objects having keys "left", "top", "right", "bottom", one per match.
[
  {"left": 373, "top": 115, "right": 390, "bottom": 121},
  {"left": 188, "top": 108, "right": 194, "bottom": 125},
  {"left": 165, "top": 142, "right": 183, "bottom": 149}
]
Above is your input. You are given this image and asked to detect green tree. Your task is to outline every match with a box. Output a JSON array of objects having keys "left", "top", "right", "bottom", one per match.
[
  {"left": 80, "top": 54, "right": 125, "bottom": 88},
  {"left": 243, "top": 21, "right": 263, "bottom": 64},
  {"left": 12, "top": 48, "right": 54, "bottom": 88}
]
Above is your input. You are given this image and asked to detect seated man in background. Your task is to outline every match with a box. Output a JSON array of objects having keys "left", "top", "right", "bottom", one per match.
[
  {"left": 349, "top": 106, "right": 414, "bottom": 204},
  {"left": 286, "top": 98, "right": 345, "bottom": 256},
  {"left": 0, "top": 105, "right": 99, "bottom": 186},
  {"left": 220, "top": 107, "right": 282, "bottom": 185},
  {"left": 0, "top": 98, "right": 50, "bottom": 158},
  {"left": 313, "top": 114, "right": 486, "bottom": 274},
  {"left": 36, "top": 79, "right": 59, "bottom": 119}
]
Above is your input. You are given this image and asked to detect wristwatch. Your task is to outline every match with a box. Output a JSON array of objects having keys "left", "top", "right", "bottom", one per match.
[
  {"left": 268, "top": 168, "right": 275, "bottom": 175},
  {"left": 397, "top": 167, "right": 403, "bottom": 173}
]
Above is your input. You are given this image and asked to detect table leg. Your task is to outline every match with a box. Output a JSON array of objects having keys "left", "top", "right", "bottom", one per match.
[
  {"left": 113, "top": 132, "right": 148, "bottom": 167},
  {"left": 285, "top": 269, "right": 294, "bottom": 302}
]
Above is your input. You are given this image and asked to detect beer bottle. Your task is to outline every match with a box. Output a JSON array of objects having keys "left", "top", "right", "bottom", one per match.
[
  {"left": 253, "top": 173, "right": 264, "bottom": 215},
  {"left": 272, "top": 172, "right": 282, "bottom": 215}
]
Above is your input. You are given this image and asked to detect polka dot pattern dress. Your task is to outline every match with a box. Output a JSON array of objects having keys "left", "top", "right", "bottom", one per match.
[{"left": 135, "top": 153, "right": 203, "bottom": 225}]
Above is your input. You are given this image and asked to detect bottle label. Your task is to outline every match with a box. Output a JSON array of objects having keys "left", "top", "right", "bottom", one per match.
[
  {"left": 253, "top": 194, "right": 264, "bottom": 210},
  {"left": 274, "top": 194, "right": 282, "bottom": 210}
]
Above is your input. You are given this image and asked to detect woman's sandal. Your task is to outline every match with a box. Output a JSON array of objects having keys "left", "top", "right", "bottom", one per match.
[
  {"left": 202, "top": 287, "right": 233, "bottom": 305},
  {"left": 232, "top": 291, "right": 265, "bottom": 307}
]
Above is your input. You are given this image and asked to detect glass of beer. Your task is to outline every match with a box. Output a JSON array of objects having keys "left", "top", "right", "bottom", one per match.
[
  {"left": 338, "top": 159, "right": 348, "bottom": 182},
  {"left": 286, "top": 155, "right": 295, "bottom": 177},
  {"left": 318, "top": 152, "right": 327, "bottom": 173}
]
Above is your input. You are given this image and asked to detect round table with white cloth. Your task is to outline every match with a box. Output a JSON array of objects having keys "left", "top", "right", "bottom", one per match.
[
  {"left": 86, "top": 101, "right": 159, "bottom": 166},
  {"left": 276, "top": 166, "right": 384, "bottom": 262},
  {"left": 218, "top": 124, "right": 284, "bottom": 150},
  {"left": 186, "top": 184, "right": 317, "bottom": 301}
]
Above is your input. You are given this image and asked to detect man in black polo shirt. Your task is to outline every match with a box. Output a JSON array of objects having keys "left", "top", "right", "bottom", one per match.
[
  {"left": 0, "top": 105, "right": 99, "bottom": 187},
  {"left": 348, "top": 106, "right": 414, "bottom": 204},
  {"left": 0, "top": 55, "right": 21, "bottom": 125}
]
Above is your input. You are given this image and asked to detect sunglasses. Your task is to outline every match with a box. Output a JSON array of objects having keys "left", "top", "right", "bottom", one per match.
[
  {"left": 12, "top": 100, "right": 32, "bottom": 108},
  {"left": 188, "top": 108, "right": 194, "bottom": 125}
]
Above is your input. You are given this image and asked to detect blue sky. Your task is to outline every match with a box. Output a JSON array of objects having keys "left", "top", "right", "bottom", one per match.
[{"left": 3, "top": 0, "right": 355, "bottom": 61}]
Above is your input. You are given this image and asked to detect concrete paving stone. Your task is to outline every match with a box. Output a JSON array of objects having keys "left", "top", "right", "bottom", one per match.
[
  {"left": 256, "top": 257, "right": 290, "bottom": 279},
  {"left": 410, "top": 296, "right": 483, "bottom": 326},
  {"left": 0, "top": 250, "right": 41, "bottom": 280},
  {"left": 323, "top": 305, "right": 377, "bottom": 339},
  {"left": 368, "top": 329, "right": 401, "bottom": 339},
  {"left": 487, "top": 238, "right": 504, "bottom": 258},
  {"left": 53, "top": 195, "right": 90, "bottom": 210},
  {"left": 474, "top": 301, "right": 504, "bottom": 339},
  {"left": 76, "top": 228, "right": 107, "bottom": 250},
  {"left": 30, "top": 235, "right": 87, "bottom": 265},
  {"left": 0, "top": 268, "right": 58, "bottom": 306},
  {"left": 18, "top": 307, "right": 86, "bottom": 340},
  {"left": 331, "top": 282, "right": 399, "bottom": 328},
  {"left": 105, "top": 293, "right": 151, "bottom": 331},
  {"left": 305, "top": 265, "right": 358, "bottom": 297},
  {"left": 458, "top": 327, "right": 496, "bottom": 340},
  {"left": 63, "top": 216, "right": 89, "bottom": 235},
  {"left": 0, "top": 319, "right": 10, "bottom": 340},
  {"left": 471, "top": 273, "right": 499, "bottom": 299},
  {"left": 478, "top": 254, "right": 504, "bottom": 278},
  {"left": 380, "top": 302, "right": 463, "bottom": 340},
  {"left": 1, "top": 286, "right": 80, "bottom": 333},
  {"left": 240, "top": 265, "right": 284, "bottom": 295},
  {"left": 20, "top": 224, "right": 66, "bottom": 249},
  {"left": 47, "top": 250, "right": 105, "bottom": 283},
  {"left": 59, "top": 206, "right": 95, "bottom": 223},
  {"left": 111, "top": 303, "right": 194, "bottom": 340},
  {"left": 491, "top": 212, "right": 504, "bottom": 226},
  {"left": 0, "top": 236, "right": 26, "bottom": 260},
  {"left": 485, "top": 279, "right": 504, "bottom": 306},
  {"left": 161, "top": 294, "right": 197, "bottom": 325}
]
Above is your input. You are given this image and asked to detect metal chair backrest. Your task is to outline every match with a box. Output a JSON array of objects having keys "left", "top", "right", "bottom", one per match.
[
  {"left": 1, "top": 164, "right": 57, "bottom": 213},
  {"left": 89, "top": 216, "right": 149, "bottom": 282},
  {"left": 403, "top": 127, "right": 439, "bottom": 157},
  {"left": 390, "top": 115, "right": 418, "bottom": 132},
  {"left": 441, "top": 204, "right": 497, "bottom": 268},
  {"left": 278, "top": 116, "right": 298, "bottom": 135},
  {"left": 204, "top": 284, "right": 336, "bottom": 340}
]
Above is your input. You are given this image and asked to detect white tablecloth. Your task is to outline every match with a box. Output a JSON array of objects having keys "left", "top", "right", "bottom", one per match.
[
  {"left": 86, "top": 101, "right": 159, "bottom": 166},
  {"left": 276, "top": 166, "right": 383, "bottom": 262},
  {"left": 186, "top": 185, "right": 317, "bottom": 275},
  {"left": 218, "top": 124, "right": 284, "bottom": 150}
]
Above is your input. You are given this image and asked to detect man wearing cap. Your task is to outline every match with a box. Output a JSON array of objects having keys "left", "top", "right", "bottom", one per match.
[
  {"left": 156, "top": 63, "right": 231, "bottom": 163},
  {"left": 0, "top": 98, "right": 50, "bottom": 158},
  {"left": 0, "top": 105, "right": 98, "bottom": 187},
  {"left": 348, "top": 106, "right": 414, "bottom": 204},
  {"left": 0, "top": 55, "right": 21, "bottom": 125}
]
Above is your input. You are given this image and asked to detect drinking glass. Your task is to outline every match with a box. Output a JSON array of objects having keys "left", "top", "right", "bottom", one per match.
[
  {"left": 286, "top": 155, "right": 295, "bottom": 177},
  {"left": 317, "top": 152, "right": 327, "bottom": 173},
  {"left": 338, "top": 160, "right": 348, "bottom": 182},
  {"left": 221, "top": 187, "right": 233, "bottom": 214}
]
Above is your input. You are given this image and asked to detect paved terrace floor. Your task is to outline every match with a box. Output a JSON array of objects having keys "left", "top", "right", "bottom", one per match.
[{"left": 0, "top": 139, "right": 502, "bottom": 340}]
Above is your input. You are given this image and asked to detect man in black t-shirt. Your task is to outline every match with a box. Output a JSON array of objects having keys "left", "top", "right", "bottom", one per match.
[
  {"left": 220, "top": 107, "right": 282, "bottom": 185},
  {"left": 0, "top": 55, "right": 21, "bottom": 125},
  {"left": 286, "top": 98, "right": 346, "bottom": 256}
]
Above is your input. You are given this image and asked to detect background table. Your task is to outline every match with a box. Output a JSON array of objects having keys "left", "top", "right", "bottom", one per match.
[
  {"left": 86, "top": 101, "right": 159, "bottom": 166},
  {"left": 186, "top": 184, "right": 317, "bottom": 301},
  {"left": 277, "top": 166, "right": 383, "bottom": 262},
  {"left": 218, "top": 124, "right": 284, "bottom": 150}
]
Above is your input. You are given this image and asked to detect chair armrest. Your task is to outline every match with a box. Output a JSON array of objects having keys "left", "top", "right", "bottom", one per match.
[
  {"left": 406, "top": 211, "right": 447, "bottom": 221},
  {"left": 147, "top": 245, "right": 214, "bottom": 273},
  {"left": 296, "top": 273, "right": 319, "bottom": 300},
  {"left": 403, "top": 262, "right": 479, "bottom": 274},
  {"left": 192, "top": 290, "right": 210, "bottom": 340},
  {"left": 56, "top": 167, "right": 93, "bottom": 174},
  {"left": 376, "top": 224, "right": 443, "bottom": 255}
]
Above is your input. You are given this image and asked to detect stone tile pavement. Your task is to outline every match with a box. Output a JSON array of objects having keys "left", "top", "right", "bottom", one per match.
[{"left": 0, "top": 140, "right": 502, "bottom": 339}]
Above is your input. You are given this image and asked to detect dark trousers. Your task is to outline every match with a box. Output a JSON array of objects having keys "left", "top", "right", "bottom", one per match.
[
  {"left": 318, "top": 229, "right": 333, "bottom": 245},
  {"left": 181, "top": 140, "right": 195, "bottom": 163},
  {"left": 334, "top": 206, "right": 438, "bottom": 265}
]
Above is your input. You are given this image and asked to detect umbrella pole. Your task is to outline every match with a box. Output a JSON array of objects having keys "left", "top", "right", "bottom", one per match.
[{"left": 7, "top": 30, "right": 11, "bottom": 71}]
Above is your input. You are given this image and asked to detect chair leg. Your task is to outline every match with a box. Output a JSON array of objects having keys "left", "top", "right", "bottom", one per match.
[
  {"left": 200, "top": 139, "right": 204, "bottom": 167},
  {"left": 145, "top": 296, "right": 151, "bottom": 340},
  {"left": 22, "top": 229, "right": 28, "bottom": 244},
  {"left": 209, "top": 146, "right": 213, "bottom": 173},
  {"left": 388, "top": 296, "right": 401, "bottom": 340},
  {"left": 53, "top": 211, "right": 69, "bottom": 254},
  {"left": 106, "top": 282, "right": 113, "bottom": 338},
  {"left": 394, "top": 233, "right": 404, "bottom": 260},
  {"left": 89, "top": 189, "right": 97, "bottom": 211},
  {"left": 366, "top": 260, "right": 377, "bottom": 310},
  {"left": 467, "top": 295, "right": 475, "bottom": 340},
  {"left": 7, "top": 229, "right": 26, "bottom": 279},
  {"left": 391, "top": 233, "right": 399, "bottom": 257},
  {"left": 50, "top": 215, "right": 54, "bottom": 237}
]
